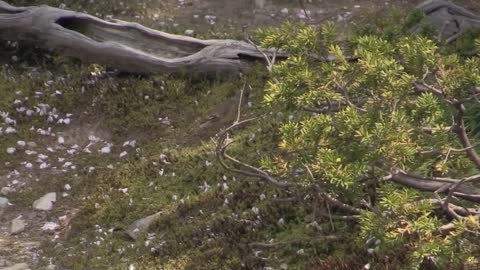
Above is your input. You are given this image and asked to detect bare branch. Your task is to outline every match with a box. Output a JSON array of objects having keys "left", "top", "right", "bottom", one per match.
[
  {"left": 452, "top": 103, "right": 480, "bottom": 170},
  {"left": 214, "top": 83, "right": 296, "bottom": 188},
  {"left": 389, "top": 169, "right": 480, "bottom": 202},
  {"left": 420, "top": 126, "right": 453, "bottom": 134},
  {"left": 249, "top": 235, "right": 340, "bottom": 248},
  {"left": 246, "top": 37, "right": 280, "bottom": 73},
  {"left": 303, "top": 98, "right": 368, "bottom": 114},
  {"left": 249, "top": 239, "right": 302, "bottom": 248},
  {"left": 318, "top": 211, "right": 359, "bottom": 221},
  {"left": 413, "top": 82, "right": 445, "bottom": 97}
]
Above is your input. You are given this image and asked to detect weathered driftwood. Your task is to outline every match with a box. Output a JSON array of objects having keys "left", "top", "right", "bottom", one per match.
[
  {"left": 415, "top": 0, "right": 480, "bottom": 43},
  {"left": 0, "top": 1, "right": 277, "bottom": 76}
]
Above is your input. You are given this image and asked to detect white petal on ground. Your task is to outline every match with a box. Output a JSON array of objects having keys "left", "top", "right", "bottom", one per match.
[
  {"left": 25, "top": 150, "right": 37, "bottom": 156},
  {"left": 5, "top": 127, "right": 17, "bottom": 134},
  {"left": 39, "top": 163, "right": 49, "bottom": 169},
  {"left": 100, "top": 146, "right": 111, "bottom": 154},
  {"left": 41, "top": 222, "right": 60, "bottom": 231},
  {"left": 17, "top": 141, "right": 26, "bottom": 147}
]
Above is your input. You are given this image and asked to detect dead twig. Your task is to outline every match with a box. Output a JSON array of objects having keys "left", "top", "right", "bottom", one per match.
[
  {"left": 246, "top": 37, "right": 278, "bottom": 73},
  {"left": 249, "top": 235, "right": 340, "bottom": 249},
  {"left": 214, "top": 82, "right": 296, "bottom": 188}
]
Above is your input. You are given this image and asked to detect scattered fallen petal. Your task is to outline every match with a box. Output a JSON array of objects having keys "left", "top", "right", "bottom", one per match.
[
  {"left": 17, "top": 141, "right": 26, "bottom": 147},
  {"left": 41, "top": 222, "right": 60, "bottom": 231},
  {"left": 100, "top": 145, "right": 112, "bottom": 154}
]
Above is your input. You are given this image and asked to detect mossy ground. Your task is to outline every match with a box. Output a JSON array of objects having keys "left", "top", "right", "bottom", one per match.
[{"left": 0, "top": 41, "right": 336, "bottom": 268}]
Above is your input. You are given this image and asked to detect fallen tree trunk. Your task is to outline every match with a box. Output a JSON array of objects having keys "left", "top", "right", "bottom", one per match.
[
  {"left": 414, "top": 0, "right": 480, "bottom": 43},
  {"left": 1, "top": 0, "right": 478, "bottom": 76},
  {"left": 0, "top": 1, "right": 278, "bottom": 76}
]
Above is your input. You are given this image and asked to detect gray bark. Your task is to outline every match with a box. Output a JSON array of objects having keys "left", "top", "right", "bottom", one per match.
[
  {"left": 415, "top": 0, "right": 480, "bottom": 43},
  {"left": 0, "top": 1, "right": 278, "bottom": 76}
]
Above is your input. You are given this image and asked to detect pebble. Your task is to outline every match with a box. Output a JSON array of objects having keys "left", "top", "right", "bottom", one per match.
[
  {"left": 17, "top": 141, "right": 26, "bottom": 147},
  {"left": 1, "top": 187, "right": 13, "bottom": 196},
  {"left": 41, "top": 222, "right": 60, "bottom": 231},
  {"left": 11, "top": 216, "right": 26, "bottom": 235},
  {"left": 33, "top": 192, "right": 56, "bottom": 211},
  {"left": 184, "top": 29, "right": 194, "bottom": 35},
  {"left": 0, "top": 197, "right": 9, "bottom": 208}
]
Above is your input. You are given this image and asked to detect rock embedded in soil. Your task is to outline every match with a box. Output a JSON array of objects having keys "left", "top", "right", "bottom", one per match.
[
  {"left": 0, "top": 197, "right": 9, "bottom": 208},
  {"left": 32, "top": 192, "right": 56, "bottom": 211},
  {"left": 125, "top": 211, "right": 162, "bottom": 240},
  {"left": 10, "top": 216, "right": 26, "bottom": 235},
  {"left": 1, "top": 263, "right": 30, "bottom": 270},
  {"left": 1, "top": 187, "right": 13, "bottom": 196}
]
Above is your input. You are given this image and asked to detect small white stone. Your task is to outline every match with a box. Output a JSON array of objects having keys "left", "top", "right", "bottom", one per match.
[
  {"left": 58, "top": 136, "right": 65, "bottom": 144},
  {"left": 6, "top": 147, "right": 16, "bottom": 154},
  {"left": 0, "top": 197, "right": 9, "bottom": 208},
  {"left": 41, "top": 222, "right": 60, "bottom": 231},
  {"left": 281, "top": 8, "right": 289, "bottom": 14},
  {"left": 5, "top": 127, "right": 16, "bottom": 134},
  {"left": 64, "top": 184, "right": 71, "bottom": 191},
  {"left": 119, "top": 151, "right": 128, "bottom": 158},
  {"left": 185, "top": 29, "right": 194, "bottom": 35},
  {"left": 100, "top": 145, "right": 112, "bottom": 154},
  {"left": 11, "top": 215, "right": 26, "bottom": 234},
  {"left": 25, "top": 150, "right": 37, "bottom": 156},
  {"left": 33, "top": 192, "right": 57, "bottom": 211},
  {"left": 17, "top": 141, "right": 26, "bottom": 147},
  {"left": 1, "top": 187, "right": 13, "bottom": 195}
]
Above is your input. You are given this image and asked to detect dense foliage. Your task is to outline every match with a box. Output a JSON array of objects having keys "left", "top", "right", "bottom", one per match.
[{"left": 251, "top": 20, "right": 480, "bottom": 269}]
